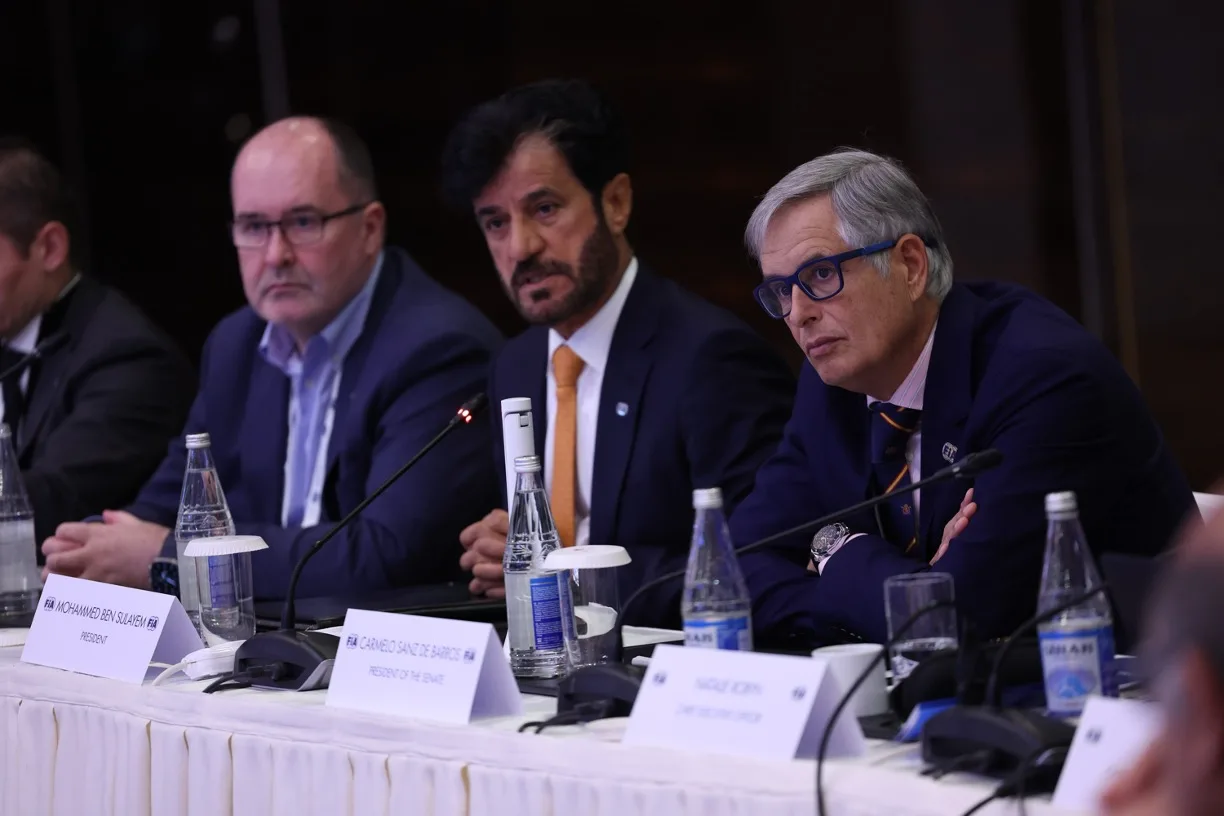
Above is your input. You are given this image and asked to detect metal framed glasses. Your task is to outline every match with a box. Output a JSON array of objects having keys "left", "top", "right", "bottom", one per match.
[
  {"left": 753, "top": 239, "right": 900, "bottom": 319},
  {"left": 230, "top": 202, "right": 370, "bottom": 248}
]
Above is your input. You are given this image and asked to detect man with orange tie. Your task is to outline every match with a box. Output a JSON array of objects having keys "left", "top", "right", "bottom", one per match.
[{"left": 442, "top": 79, "right": 795, "bottom": 627}]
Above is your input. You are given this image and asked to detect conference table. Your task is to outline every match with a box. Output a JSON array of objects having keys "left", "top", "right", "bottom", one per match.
[{"left": 0, "top": 632, "right": 1084, "bottom": 816}]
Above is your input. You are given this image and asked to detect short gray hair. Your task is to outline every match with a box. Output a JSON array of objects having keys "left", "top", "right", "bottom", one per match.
[{"left": 745, "top": 148, "right": 953, "bottom": 301}]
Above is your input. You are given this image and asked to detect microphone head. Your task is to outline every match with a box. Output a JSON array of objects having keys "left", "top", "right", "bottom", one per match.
[
  {"left": 457, "top": 392, "right": 488, "bottom": 423},
  {"left": 953, "top": 448, "right": 1003, "bottom": 478}
]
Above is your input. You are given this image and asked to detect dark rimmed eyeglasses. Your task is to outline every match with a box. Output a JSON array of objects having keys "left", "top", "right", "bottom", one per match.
[
  {"left": 753, "top": 238, "right": 935, "bottom": 319},
  {"left": 230, "top": 202, "right": 370, "bottom": 248}
]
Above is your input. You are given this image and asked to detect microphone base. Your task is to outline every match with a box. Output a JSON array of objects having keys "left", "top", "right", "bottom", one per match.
[
  {"left": 234, "top": 629, "right": 339, "bottom": 691},
  {"left": 557, "top": 663, "right": 645, "bottom": 719},
  {"left": 921, "top": 705, "right": 1075, "bottom": 791}
]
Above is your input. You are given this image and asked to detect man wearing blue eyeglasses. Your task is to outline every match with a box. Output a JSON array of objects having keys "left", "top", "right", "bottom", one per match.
[{"left": 729, "top": 147, "right": 1193, "bottom": 646}]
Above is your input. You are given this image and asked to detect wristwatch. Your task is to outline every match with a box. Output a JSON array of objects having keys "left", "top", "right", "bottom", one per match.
[
  {"left": 811, "top": 522, "right": 851, "bottom": 566},
  {"left": 149, "top": 557, "right": 181, "bottom": 597}
]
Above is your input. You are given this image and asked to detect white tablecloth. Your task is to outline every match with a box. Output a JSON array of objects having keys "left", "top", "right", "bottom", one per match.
[{"left": 0, "top": 643, "right": 1083, "bottom": 816}]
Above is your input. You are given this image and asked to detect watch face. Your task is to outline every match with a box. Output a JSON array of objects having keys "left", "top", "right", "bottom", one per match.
[
  {"left": 149, "top": 559, "right": 180, "bottom": 597},
  {"left": 810, "top": 523, "right": 848, "bottom": 561}
]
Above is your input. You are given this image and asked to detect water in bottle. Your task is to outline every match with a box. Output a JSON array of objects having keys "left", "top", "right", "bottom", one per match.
[
  {"left": 0, "top": 423, "right": 42, "bottom": 625},
  {"left": 174, "top": 433, "right": 236, "bottom": 636},
  {"left": 503, "top": 454, "right": 572, "bottom": 678},
  {"left": 682, "top": 487, "right": 753, "bottom": 650},
  {"left": 1036, "top": 490, "right": 1117, "bottom": 716}
]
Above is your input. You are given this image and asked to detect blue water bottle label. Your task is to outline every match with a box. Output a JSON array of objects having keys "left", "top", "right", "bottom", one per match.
[
  {"left": 206, "top": 556, "right": 236, "bottom": 607},
  {"left": 529, "top": 575, "right": 563, "bottom": 650},
  {"left": 1039, "top": 623, "right": 1116, "bottom": 716},
  {"left": 683, "top": 615, "right": 753, "bottom": 651}
]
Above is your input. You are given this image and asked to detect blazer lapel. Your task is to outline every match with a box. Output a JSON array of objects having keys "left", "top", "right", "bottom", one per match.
[
  {"left": 589, "top": 271, "right": 659, "bottom": 549},
  {"left": 17, "top": 279, "right": 103, "bottom": 458},
  {"left": 918, "top": 286, "right": 977, "bottom": 557},
  {"left": 239, "top": 357, "right": 290, "bottom": 521}
]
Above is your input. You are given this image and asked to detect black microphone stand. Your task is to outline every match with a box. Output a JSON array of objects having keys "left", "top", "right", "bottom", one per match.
[
  {"left": 229, "top": 394, "right": 489, "bottom": 691},
  {"left": 555, "top": 449, "right": 1003, "bottom": 717}
]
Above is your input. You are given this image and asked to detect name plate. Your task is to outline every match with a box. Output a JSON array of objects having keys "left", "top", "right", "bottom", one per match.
[
  {"left": 327, "top": 609, "right": 522, "bottom": 724},
  {"left": 623, "top": 644, "right": 867, "bottom": 761},
  {"left": 21, "top": 574, "right": 202, "bottom": 684},
  {"left": 1052, "top": 696, "right": 1161, "bottom": 811}
]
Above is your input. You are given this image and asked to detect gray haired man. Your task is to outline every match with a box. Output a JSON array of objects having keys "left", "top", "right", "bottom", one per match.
[{"left": 728, "top": 148, "right": 1191, "bottom": 646}]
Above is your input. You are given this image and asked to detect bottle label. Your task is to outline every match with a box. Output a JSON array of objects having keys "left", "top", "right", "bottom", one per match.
[
  {"left": 529, "top": 575, "right": 563, "bottom": 650},
  {"left": 683, "top": 615, "right": 753, "bottom": 651},
  {"left": 205, "top": 556, "right": 237, "bottom": 608},
  {"left": 1039, "top": 623, "right": 1117, "bottom": 715}
]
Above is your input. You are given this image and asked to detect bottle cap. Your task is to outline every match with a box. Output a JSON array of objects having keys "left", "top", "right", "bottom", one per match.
[
  {"left": 185, "top": 433, "right": 211, "bottom": 449},
  {"left": 693, "top": 487, "right": 723, "bottom": 509},
  {"left": 513, "top": 454, "right": 542, "bottom": 473},
  {"left": 1045, "top": 491, "right": 1078, "bottom": 515}
]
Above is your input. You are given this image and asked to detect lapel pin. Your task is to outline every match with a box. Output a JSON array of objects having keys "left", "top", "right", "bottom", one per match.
[
  {"left": 942, "top": 442, "right": 958, "bottom": 464},
  {"left": 615, "top": 402, "right": 629, "bottom": 417}
]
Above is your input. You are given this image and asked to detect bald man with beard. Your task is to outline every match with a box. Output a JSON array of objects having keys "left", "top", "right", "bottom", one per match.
[
  {"left": 1101, "top": 500, "right": 1224, "bottom": 815},
  {"left": 41, "top": 117, "right": 502, "bottom": 600}
]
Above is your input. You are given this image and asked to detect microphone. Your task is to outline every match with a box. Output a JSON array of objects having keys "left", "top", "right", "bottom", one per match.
[
  {"left": 918, "top": 584, "right": 1109, "bottom": 792},
  {"left": 555, "top": 449, "right": 1004, "bottom": 718},
  {"left": 0, "top": 332, "right": 70, "bottom": 381},
  {"left": 231, "top": 392, "right": 489, "bottom": 691}
]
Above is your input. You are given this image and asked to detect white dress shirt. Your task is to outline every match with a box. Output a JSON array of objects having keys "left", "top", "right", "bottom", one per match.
[
  {"left": 818, "top": 322, "right": 938, "bottom": 573},
  {"left": 545, "top": 257, "right": 639, "bottom": 546}
]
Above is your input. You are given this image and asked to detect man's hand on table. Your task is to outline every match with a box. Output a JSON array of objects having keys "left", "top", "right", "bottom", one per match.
[
  {"left": 460, "top": 509, "right": 507, "bottom": 599},
  {"left": 41, "top": 509, "right": 169, "bottom": 588}
]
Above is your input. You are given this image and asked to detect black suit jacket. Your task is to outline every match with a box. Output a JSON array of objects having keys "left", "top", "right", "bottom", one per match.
[
  {"left": 489, "top": 266, "right": 796, "bottom": 627},
  {"left": 16, "top": 276, "right": 195, "bottom": 547}
]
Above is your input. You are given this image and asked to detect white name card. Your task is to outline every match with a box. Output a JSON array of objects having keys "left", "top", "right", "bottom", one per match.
[
  {"left": 21, "top": 574, "right": 202, "bottom": 684},
  {"left": 623, "top": 644, "right": 867, "bottom": 761},
  {"left": 327, "top": 609, "right": 522, "bottom": 724},
  {"left": 1052, "top": 696, "right": 1162, "bottom": 811}
]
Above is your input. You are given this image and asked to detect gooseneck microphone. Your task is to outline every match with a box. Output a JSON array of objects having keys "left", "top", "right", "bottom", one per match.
[
  {"left": 555, "top": 449, "right": 1004, "bottom": 717},
  {"left": 0, "top": 332, "right": 70, "bottom": 381},
  {"left": 919, "top": 583, "right": 1110, "bottom": 793},
  {"left": 230, "top": 393, "right": 489, "bottom": 692}
]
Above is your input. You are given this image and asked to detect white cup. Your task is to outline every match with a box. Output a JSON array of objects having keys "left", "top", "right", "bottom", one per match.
[{"left": 811, "top": 643, "right": 890, "bottom": 717}]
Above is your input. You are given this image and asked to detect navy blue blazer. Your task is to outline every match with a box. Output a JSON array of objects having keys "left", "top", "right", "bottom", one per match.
[
  {"left": 730, "top": 282, "right": 1193, "bottom": 644},
  {"left": 127, "top": 247, "right": 503, "bottom": 600},
  {"left": 489, "top": 266, "right": 795, "bottom": 627}
]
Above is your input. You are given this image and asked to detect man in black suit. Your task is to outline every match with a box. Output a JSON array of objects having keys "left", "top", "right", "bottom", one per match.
[
  {"left": 441, "top": 79, "right": 795, "bottom": 626},
  {"left": 0, "top": 140, "right": 194, "bottom": 546}
]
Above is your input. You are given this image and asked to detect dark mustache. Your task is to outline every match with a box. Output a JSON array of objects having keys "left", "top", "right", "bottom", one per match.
[{"left": 511, "top": 259, "right": 573, "bottom": 289}]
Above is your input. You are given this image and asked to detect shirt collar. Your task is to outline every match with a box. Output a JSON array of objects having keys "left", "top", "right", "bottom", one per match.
[
  {"left": 259, "top": 250, "right": 384, "bottom": 371},
  {"left": 867, "top": 320, "right": 937, "bottom": 411},
  {"left": 4, "top": 274, "right": 78, "bottom": 354},
  {"left": 547, "top": 256, "right": 638, "bottom": 376}
]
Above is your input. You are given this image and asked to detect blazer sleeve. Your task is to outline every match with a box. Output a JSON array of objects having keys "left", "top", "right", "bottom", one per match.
[
  {"left": 24, "top": 334, "right": 194, "bottom": 545},
  {"left": 238, "top": 330, "right": 499, "bottom": 600},
  {"left": 807, "top": 352, "right": 1130, "bottom": 643}
]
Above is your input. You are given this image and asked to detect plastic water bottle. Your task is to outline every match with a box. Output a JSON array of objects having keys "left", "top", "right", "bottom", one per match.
[
  {"left": 0, "top": 423, "right": 42, "bottom": 624},
  {"left": 1036, "top": 490, "right": 1117, "bottom": 716},
  {"left": 682, "top": 488, "right": 753, "bottom": 650},
  {"left": 503, "top": 454, "right": 572, "bottom": 678},
  {"left": 174, "top": 433, "right": 236, "bottom": 636}
]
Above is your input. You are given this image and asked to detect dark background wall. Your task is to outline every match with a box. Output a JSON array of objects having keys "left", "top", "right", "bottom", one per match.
[{"left": 2, "top": 0, "right": 1222, "bottom": 488}]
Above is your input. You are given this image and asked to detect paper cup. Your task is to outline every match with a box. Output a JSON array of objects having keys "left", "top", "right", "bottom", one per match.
[{"left": 811, "top": 643, "right": 890, "bottom": 717}]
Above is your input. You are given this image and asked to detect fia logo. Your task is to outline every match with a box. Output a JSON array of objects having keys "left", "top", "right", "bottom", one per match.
[
  {"left": 652, "top": 671, "right": 668, "bottom": 686},
  {"left": 463, "top": 648, "right": 476, "bottom": 664},
  {"left": 146, "top": 616, "right": 160, "bottom": 631},
  {"left": 43, "top": 596, "right": 56, "bottom": 612},
  {"left": 942, "top": 442, "right": 958, "bottom": 464},
  {"left": 345, "top": 634, "right": 359, "bottom": 649},
  {"left": 1085, "top": 727, "right": 1103, "bottom": 744},
  {"left": 792, "top": 686, "right": 807, "bottom": 702}
]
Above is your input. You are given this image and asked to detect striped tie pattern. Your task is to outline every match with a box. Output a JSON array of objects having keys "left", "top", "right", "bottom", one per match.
[{"left": 869, "top": 402, "right": 921, "bottom": 554}]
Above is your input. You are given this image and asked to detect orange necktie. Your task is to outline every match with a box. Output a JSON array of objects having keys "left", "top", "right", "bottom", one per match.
[{"left": 551, "top": 345, "right": 584, "bottom": 547}]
